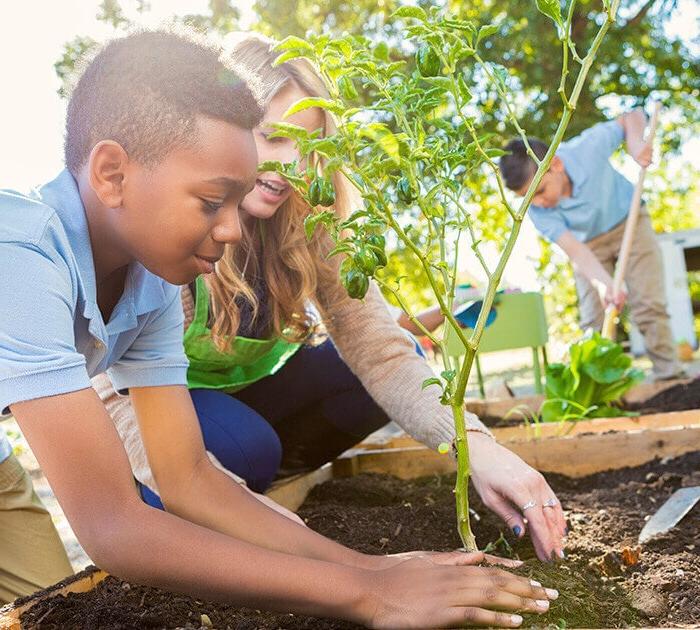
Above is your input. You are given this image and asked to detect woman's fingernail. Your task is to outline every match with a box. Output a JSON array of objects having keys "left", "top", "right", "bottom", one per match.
[
  {"left": 559, "top": 549, "right": 566, "bottom": 559},
  {"left": 545, "top": 588, "right": 559, "bottom": 600},
  {"left": 530, "top": 579, "right": 541, "bottom": 587},
  {"left": 511, "top": 614, "right": 523, "bottom": 626},
  {"left": 536, "top": 599, "right": 550, "bottom": 610},
  {"left": 513, "top": 525, "right": 522, "bottom": 537}
]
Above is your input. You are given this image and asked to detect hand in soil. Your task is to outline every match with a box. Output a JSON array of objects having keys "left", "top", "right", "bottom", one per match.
[
  {"left": 365, "top": 555, "right": 558, "bottom": 628},
  {"left": 375, "top": 549, "right": 523, "bottom": 570},
  {"left": 468, "top": 433, "right": 567, "bottom": 561}
]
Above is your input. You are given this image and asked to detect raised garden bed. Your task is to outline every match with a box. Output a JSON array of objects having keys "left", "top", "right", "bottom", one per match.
[
  {"left": 464, "top": 377, "right": 693, "bottom": 428},
  {"left": 2, "top": 409, "right": 698, "bottom": 629}
]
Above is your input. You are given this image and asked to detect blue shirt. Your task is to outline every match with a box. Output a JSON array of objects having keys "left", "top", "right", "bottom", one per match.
[
  {"left": 528, "top": 120, "right": 635, "bottom": 243},
  {"left": 0, "top": 170, "right": 189, "bottom": 437}
]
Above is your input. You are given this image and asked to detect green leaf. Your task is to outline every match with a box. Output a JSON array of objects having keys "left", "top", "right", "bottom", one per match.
[
  {"left": 422, "top": 377, "right": 442, "bottom": 390},
  {"left": 303, "top": 210, "right": 336, "bottom": 240},
  {"left": 327, "top": 242, "right": 355, "bottom": 257},
  {"left": 274, "top": 35, "right": 315, "bottom": 53},
  {"left": 360, "top": 123, "right": 401, "bottom": 164},
  {"left": 274, "top": 49, "right": 312, "bottom": 66},
  {"left": 374, "top": 41, "right": 390, "bottom": 61},
  {"left": 458, "top": 75, "right": 473, "bottom": 103},
  {"left": 441, "top": 369, "right": 456, "bottom": 382},
  {"left": 269, "top": 121, "right": 311, "bottom": 142},
  {"left": 283, "top": 97, "right": 342, "bottom": 118},
  {"left": 391, "top": 6, "right": 427, "bottom": 21},
  {"left": 257, "top": 160, "right": 284, "bottom": 173},
  {"left": 477, "top": 24, "right": 499, "bottom": 46},
  {"left": 535, "top": 0, "right": 563, "bottom": 28}
]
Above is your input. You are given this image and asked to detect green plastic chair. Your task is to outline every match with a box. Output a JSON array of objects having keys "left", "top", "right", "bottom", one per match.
[{"left": 444, "top": 292, "right": 549, "bottom": 397}]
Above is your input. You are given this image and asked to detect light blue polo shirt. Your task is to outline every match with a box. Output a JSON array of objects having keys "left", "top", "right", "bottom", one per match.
[
  {"left": 528, "top": 120, "right": 635, "bottom": 243},
  {"left": 0, "top": 170, "right": 189, "bottom": 456}
]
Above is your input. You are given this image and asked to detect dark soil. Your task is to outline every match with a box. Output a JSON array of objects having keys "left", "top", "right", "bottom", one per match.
[
  {"left": 628, "top": 378, "right": 700, "bottom": 415},
  {"left": 480, "top": 377, "right": 700, "bottom": 427},
  {"left": 19, "top": 452, "right": 700, "bottom": 629}
]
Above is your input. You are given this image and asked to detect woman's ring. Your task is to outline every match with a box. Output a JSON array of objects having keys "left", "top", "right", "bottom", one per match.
[
  {"left": 542, "top": 498, "right": 558, "bottom": 508},
  {"left": 521, "top": 500, "right": 537, "bottom": 512}
]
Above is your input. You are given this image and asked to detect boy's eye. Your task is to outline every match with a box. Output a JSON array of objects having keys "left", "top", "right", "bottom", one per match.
[{"left": 200, "top": 198, "right": 224, "bottom": 213}]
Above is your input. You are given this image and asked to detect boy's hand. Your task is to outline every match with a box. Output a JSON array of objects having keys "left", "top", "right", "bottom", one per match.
[
  {"left": 364, "top": 549, "right": 522, "bottom": 571},
  {"left": 603, "top": 281, "right": 627, "bottom": 311},
  {"left": 629, "top": 140, "right": 653, "bottom": 168},
  {"left": 364, "top": 556, "right": 558, "bottom": 628}
]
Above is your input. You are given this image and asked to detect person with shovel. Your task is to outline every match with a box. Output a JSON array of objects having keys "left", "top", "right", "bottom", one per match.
[{"left": 499, "top": 109, "right": 683, "bottom": 381}]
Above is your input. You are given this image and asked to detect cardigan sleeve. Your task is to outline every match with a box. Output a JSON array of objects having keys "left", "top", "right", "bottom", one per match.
[{"left": 316, "top": 274, "right": 493, "bottom": 451}]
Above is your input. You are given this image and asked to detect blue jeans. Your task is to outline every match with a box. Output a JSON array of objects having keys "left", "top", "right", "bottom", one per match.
[{"left": 139, "top": 339, "right": 398, "bottom": 508}]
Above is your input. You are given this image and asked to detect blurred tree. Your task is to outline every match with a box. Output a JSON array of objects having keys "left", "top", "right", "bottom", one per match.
[{"left": 57, "top": 0, "right": 698, "bottom": 338}]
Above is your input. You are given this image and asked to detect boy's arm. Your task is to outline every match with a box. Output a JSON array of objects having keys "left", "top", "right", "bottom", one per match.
[
  {"left": 556, "top": 230, "right": 626, "bottom": 310},
  {"left": 13, "top": 387, "right": 550, "bottom": 628},
  {"left": 129, "top": 384, "right": 383, "bottom": 569},
  {"left": 617, "top": 108, "right": 653, "bottom": 167},
  {"left": 10, "top": 388, "right": 370, "bottom": 620}
]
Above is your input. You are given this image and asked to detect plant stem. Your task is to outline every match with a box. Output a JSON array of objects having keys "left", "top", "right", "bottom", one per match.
[
  {"left": 452, "top": 402, "right": 478, "bottom": 551},
  {"left": 447, "top": 0, "right": 620, "bottom": 550}
]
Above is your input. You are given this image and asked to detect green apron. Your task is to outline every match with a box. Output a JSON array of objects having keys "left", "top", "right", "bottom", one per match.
[{"left": 184, "top": 276, "right": 301, "bottom": 392}]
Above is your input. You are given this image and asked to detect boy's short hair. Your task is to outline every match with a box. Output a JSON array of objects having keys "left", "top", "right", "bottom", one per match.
[
  {"left": 499, "top": 138, "right": 549, "bottom": 191},
  {"left": 65, "top": 29, "right": 264, "bottom": 175}
]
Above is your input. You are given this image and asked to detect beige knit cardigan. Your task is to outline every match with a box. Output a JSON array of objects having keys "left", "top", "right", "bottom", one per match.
[{"left": 93, "top": 278, "right": 492, "bottom": 494}]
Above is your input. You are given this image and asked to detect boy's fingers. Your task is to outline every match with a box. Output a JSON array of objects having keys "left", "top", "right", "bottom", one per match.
[
  {"left": 459, "top": 588, "right": 551, "bottom": 615},
  {"left": 479, "top": 568, "right": 558, "bottom": 601},
  {"left": 482, "top": 553, "right": 523, "bottom": 568},
  {"left": 429, "top": 550, "right": 486, "bottom": 566},
  {"left": 455, "top": 607, "right": 524, "bottom": 628}
]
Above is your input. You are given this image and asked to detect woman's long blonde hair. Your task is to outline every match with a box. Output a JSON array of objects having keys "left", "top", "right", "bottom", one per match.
[{"left": 206, "top": 33, "right": 353, "bottom": 351}]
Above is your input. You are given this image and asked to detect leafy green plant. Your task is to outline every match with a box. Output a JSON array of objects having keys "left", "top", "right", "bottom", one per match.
[
  {"left": 266, "top": 2, "right": 621, "bottom": 551},
  {"left": 541, "top": 332, "right": 644, "bottom": 423}
]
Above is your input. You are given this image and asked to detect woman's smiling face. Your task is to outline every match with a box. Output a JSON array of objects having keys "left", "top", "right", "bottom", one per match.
[{"left": 241, "top": 82, "right": 325, "bottom": 220}]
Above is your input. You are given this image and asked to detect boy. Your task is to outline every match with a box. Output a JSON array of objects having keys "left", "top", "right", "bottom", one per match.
[
  {"left": 0, "top": 29, "right": 555, "bottom": 627},
  {"left": 500, "top": 110, "right": 682, "bottom": 380}
]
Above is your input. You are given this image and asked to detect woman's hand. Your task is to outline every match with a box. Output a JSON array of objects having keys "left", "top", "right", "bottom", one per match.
[
  {"left": 363, "top": 551, "right": 558, "bottom": 628},
  {"left": 467, "top": 433, "right": 567, "bottom": 561}
]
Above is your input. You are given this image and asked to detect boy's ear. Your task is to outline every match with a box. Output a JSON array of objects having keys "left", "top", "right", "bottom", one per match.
[
  {"left": 549, "top": 155, "right": 564, "bottom": 173},
  {"left": 87, "top": 141, "right": 129, "bottom": 208}
]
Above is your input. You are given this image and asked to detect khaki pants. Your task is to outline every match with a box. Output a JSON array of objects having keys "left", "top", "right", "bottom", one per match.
[
  {"left": 0, "top": 452, "right": 73, "bottom": 604},
  {"left": 573, "top": 213, "right": 680, "bottom": 380}
]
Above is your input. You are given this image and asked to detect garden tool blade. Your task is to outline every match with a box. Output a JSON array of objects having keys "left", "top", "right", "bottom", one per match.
[{"left": 638, "top": 486, "right": 700, "bottom": 544}]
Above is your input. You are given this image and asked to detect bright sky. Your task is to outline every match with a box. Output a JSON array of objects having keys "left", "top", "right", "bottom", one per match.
[{"left": 0, "top": 1, "right": 697, "bottom": 289}]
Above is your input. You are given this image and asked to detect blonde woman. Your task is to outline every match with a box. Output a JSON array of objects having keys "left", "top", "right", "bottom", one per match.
[{"left": 96, "top": 33, "right": 566, "bottom": 590}]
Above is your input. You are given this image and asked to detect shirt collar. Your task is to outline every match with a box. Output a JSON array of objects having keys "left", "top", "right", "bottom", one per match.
[
  {"left": 557, "top": 149, "right": 588, "bottom": 199},
  {"left": 36, "top": 170, "right": 168, "bottom": 328}
]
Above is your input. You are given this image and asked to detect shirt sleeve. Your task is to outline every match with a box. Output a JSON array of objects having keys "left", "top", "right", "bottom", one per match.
[
  {"left": 527, "top": 205, "right": 568, "bottom": 243},
  {"left": 575, "top": 120, "right": 624, "bottom": 160},
  {"left": 107, "top": 285, "right": 189, "bottom": 392},
  {"left": 0, "top": 241, "right": 90, "bottom": 416}
]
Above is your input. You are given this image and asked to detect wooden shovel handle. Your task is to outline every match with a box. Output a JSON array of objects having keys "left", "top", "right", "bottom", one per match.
[{"left": 601, "top": 102, "right": 662, "bottom": 340}]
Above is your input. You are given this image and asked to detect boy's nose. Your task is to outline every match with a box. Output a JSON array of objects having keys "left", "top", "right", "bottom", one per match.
[{"left": 211, "top": 205, "right": 242, "bottom": 244}]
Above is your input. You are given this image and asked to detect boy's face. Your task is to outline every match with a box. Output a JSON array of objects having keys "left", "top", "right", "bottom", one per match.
[
  {"left": 117, "top": 117, "right": 258, "bottom": 285},
  {"left": 515, "top": 156, "right": 570, "bottom": 208}
]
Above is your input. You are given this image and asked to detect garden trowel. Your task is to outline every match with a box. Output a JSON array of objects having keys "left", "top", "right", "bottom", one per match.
[{"left": 638, "top": 486, "right": 700, "bottom": 544}]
